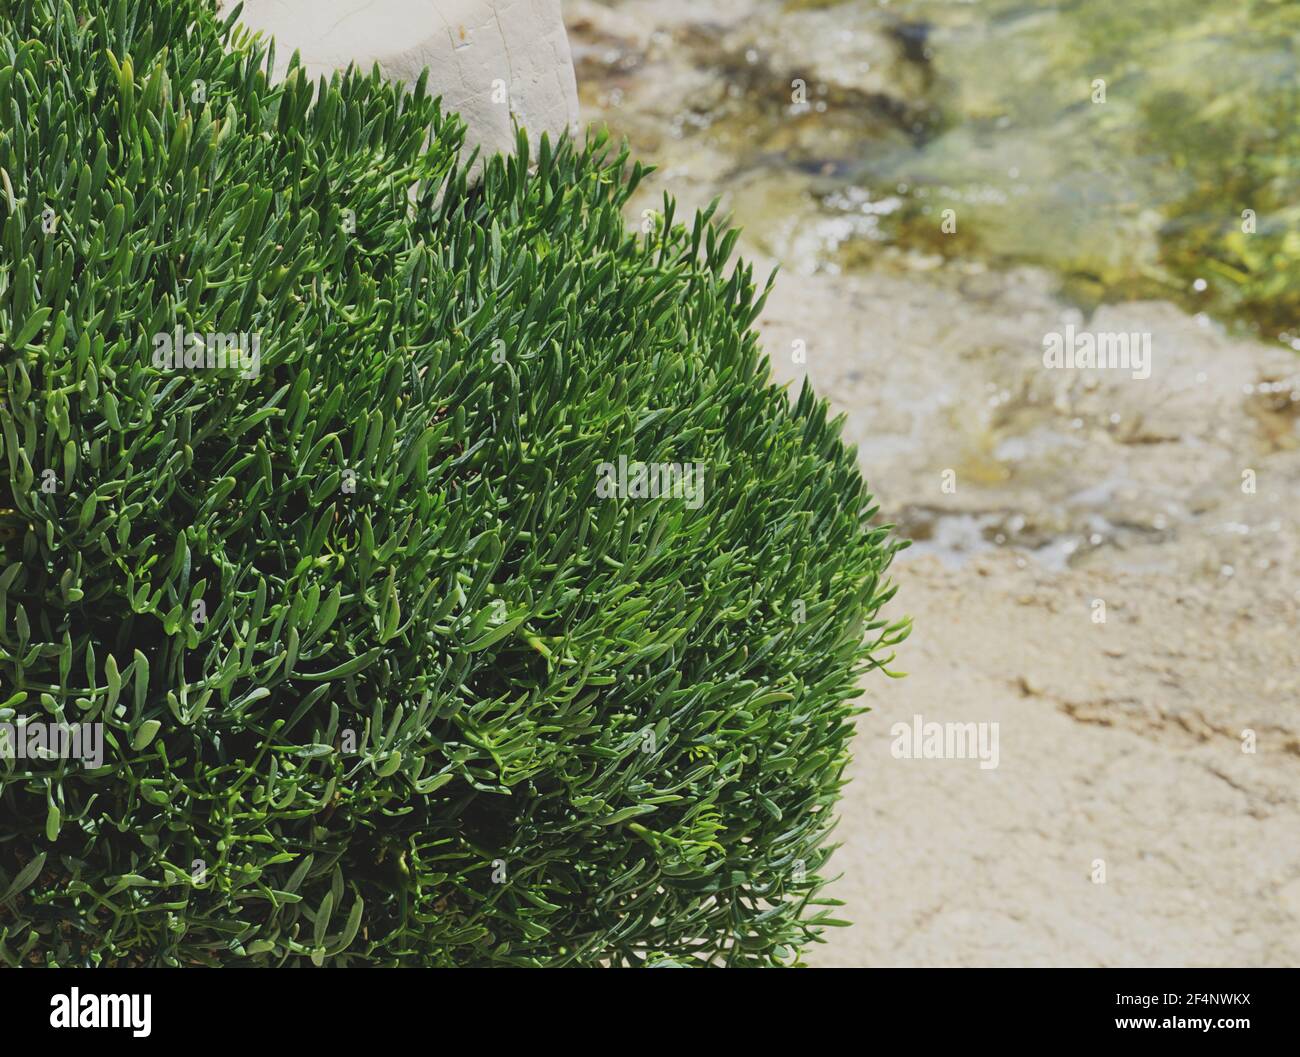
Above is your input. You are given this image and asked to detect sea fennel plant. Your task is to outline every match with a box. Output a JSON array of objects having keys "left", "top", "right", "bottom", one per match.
[{"left": 0, "top": 0, "right": 907, "bottom": 966}]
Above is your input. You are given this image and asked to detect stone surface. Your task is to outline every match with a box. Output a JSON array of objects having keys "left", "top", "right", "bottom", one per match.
[
  {"left": 221, "top": 0, "right": 580, "bottom": 168},
  {"left": 753, "top": 266, "right": 1300, "bottom": 969}
]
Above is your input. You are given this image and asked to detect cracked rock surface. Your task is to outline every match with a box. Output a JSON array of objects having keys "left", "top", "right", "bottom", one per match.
[{"left": 746, "top": 263, "right": 1300, "bottom": 967}]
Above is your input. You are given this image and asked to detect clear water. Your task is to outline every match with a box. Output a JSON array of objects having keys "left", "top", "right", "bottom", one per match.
[{"left": 658, "top": 0, "right": 1300, "bottom": 340}]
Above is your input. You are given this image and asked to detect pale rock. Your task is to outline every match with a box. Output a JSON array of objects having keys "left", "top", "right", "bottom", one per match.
[{"left": 219, "top": 0, "right": 580, "bottom": 169}]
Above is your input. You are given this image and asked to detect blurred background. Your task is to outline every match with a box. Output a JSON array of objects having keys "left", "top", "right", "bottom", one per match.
[{"left": 564, "top": 0, "right": 1300, "bottom": 966}]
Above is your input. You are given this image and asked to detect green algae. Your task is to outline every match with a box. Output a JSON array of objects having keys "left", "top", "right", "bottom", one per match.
[{"left": 721, "top": 0, "right": 1299, "bottom": 340}]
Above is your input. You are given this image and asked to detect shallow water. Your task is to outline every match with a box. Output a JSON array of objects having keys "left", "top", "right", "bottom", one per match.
[
  {"left": 593, "top": 0, "right": 1298, "bottom": 341},
  {"left": 569, "top": 0, "right": 1300, "bottom": 569},
  {"left": 833, "top": 0, "right": 1296, "bottom": 332}
]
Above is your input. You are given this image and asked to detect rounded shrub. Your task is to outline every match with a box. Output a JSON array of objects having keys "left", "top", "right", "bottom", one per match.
[{"left": 0, "top": 0, "right": 907, "bottom": 966}]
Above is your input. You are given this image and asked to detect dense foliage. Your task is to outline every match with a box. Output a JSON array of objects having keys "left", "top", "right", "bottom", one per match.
[{"left": 0, "top": 0, "right": 906, "bottom": 966}]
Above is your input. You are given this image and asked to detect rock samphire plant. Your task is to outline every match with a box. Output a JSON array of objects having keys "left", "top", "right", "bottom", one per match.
[{"left": 0, "top": 0, "right": 907, "bottom": 966}]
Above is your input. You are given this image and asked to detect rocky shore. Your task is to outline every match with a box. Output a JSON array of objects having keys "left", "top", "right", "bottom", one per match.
[{"left": 567, "top": 0, "right": 1300, "bottom": 966}]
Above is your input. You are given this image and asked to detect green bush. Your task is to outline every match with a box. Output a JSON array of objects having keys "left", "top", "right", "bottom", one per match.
[{"left": 0, "top": 0, "right": 906, "bottom": 966}]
